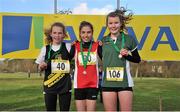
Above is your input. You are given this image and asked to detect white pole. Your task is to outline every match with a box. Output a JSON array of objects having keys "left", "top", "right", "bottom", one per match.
[
  {"left": 54, "top": 0, "right": 57, "bottom": 14},
  {"left": 117, "top": 0, "right": 120, "bottom": 9}
]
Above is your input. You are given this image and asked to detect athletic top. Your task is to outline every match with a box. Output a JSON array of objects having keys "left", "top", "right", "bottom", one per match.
[
  {"left": 70, "top": 41, "right": 100, "bottom": 88},
  {"left": 36, "top": 42, "right": 72, "bottom": 94},
  {"left": 101, "top": 32, "right": 140, "bottom": 87}
]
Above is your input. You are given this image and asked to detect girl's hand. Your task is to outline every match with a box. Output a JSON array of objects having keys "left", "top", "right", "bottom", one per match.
[
  {"left": 38, "top": 62, "right": 47, "bottom": 71},
  {"left": 120, "top": 49, "right": 129, "bottom": 56},
  {"left": 98, "top": 41, "right": 103, "bottom": 46}
]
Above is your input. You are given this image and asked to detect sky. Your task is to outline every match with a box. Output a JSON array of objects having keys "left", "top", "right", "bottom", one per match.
[{"left": 0, "top": 0, "right": 180, "bottom": 15}]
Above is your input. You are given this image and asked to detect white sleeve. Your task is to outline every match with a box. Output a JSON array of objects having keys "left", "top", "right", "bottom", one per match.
[
  {"left": 35, "top": 46, "right": 46, "bottom": 64},
  {"left": 65, "top": 43, "right": 71, "bottom": 53}
]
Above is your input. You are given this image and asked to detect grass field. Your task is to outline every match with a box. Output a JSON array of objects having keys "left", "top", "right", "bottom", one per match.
[{"left": 0, "top": 73, "right": 180, "bottom": 111}]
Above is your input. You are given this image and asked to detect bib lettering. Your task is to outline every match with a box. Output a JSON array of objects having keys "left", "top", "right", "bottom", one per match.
[
  {"left": 106, "top": 67, "right": 124, "bottom": 81},
  {"left": 51, "top": 59, "right": 70, "bottom": 73},
  {"left": 78, "top": 52, "right": 97, "bottom": 65}
]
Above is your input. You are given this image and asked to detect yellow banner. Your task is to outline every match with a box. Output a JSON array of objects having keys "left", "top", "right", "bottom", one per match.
[{"left": 0, "top": 13, "right": 180, "bottom": 60}]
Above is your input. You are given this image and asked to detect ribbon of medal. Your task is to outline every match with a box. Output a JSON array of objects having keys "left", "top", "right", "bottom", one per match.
[
  {"left": 109, "top": 32, "right": 125, "bottom": 58},
  {"left": 80, "top": 41, "right": 92, "bottom": 75},
  {"left": 45, "top": 44, "right": 62, "bottom": 63}
]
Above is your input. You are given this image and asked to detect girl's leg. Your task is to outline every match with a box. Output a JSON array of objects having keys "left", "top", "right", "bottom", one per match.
[
  {"left": 75, "top": 88, "right": 87, "bottom": 111},
  {"left": 44, "top": 93, "right": 57, "bottom": 111},
  {"left": 59, "top": 92, "right": 71, "bottom": 111},
  {"left": 118, "top": 91, "right": 133, "bottom": 111},
  {"left": 102, "top": 91, "right": 117, "bottom": 111},
  {"left": 75, "top": 100, "right": 86, "bottom": 111},
  {"left": 86, "top": 100, "right": 96, "bottom": 111},
  {"left": 85, "top": 88, "right": 98, "bottom": 111}
]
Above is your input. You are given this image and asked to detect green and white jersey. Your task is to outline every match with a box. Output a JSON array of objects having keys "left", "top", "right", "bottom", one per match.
[{"left": 102, "top": 33, "right": 137, "bottom": 87}]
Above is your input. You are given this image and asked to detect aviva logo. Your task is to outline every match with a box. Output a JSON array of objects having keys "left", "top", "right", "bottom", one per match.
[
  {"left": 2, "top": 16, "right": 44, "bottom": 55},
  {"left": 1, "top": 14, "right": 180, "bottom": 60}
]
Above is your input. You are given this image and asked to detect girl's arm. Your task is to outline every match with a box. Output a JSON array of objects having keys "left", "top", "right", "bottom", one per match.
[
  {"left": 98, "top": 44, "right": 102, "bottom": 60},
  {"left": 124, "top": 48, "right": 141, "bottom": 63},
  {"left": 35, "top": 46, "right": 47, "bottom": 71},
  {"left": 69, "top": 45, "right": 75, "bottom": 61}
]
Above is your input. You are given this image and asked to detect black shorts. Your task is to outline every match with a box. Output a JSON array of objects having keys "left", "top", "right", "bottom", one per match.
[
  {"left": 74, "top": 88, "right": 99, "bottom": 100},
  {"left": 102, "top": 87, "right": 133, "bottom": 92}
]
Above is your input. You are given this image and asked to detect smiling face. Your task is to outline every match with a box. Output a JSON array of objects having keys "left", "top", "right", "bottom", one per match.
[
  {"left": 50, "top": 26, "right": 64, "bottom": 45},
  {"left": 107, "top": 16, "right": 121, "bottom": 36},
  {"left": 80, "top": 26, "right": 93, "bottom": 42}
]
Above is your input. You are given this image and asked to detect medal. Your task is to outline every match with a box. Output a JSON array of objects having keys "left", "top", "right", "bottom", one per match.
[
  {"left": 109, "top": 32, "right": 125, "bottom": 59},
  {"left": 83, "top": 70, "right": 87, "bottom": 75},
  {"left": 119, "top": 54, "right": 122, "bottom": 58},
  {"left": 80, "top": 41, "right": 92, "bottom": 75}
]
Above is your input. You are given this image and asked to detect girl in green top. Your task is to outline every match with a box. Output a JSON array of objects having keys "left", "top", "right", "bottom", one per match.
[{"left": 101, "top": 8, "right": 141, "bottom": 111}]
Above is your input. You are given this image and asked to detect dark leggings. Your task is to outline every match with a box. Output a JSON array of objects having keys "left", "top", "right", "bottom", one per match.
[{"left": 44, "top": 92, "right": 71, "bottom": 111}]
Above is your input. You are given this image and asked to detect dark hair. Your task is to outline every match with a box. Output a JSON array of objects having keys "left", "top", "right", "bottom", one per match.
[
  {"left": 106, "top": 7, "right": 133, "bottom": 32},
  {"left": 79, "top": 21, "right": 94, "bottom": 33},
  {"left": 44, "top": 22, "right": 67, "bottom": 44}
]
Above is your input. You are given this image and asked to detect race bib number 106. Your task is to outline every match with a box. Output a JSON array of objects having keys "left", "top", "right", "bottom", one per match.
[
  {"left": 51, "top": 59, "right": 70, "bottom": 73},
  {"left": 106, "top": 67, "right": 124, "bottom": 81}
]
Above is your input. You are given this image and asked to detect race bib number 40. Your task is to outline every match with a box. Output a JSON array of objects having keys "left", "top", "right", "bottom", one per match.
[
  {"left": 51, "top": 59, "right": 70, "bottom": 73},
  {"left": 78, "top": 52, "right": 97, "bottom": 65},
  {"left": 106, "top": 67, "right": 124, "bottom": 81}
]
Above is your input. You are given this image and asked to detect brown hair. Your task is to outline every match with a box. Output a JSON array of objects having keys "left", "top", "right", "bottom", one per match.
[
  {"left": 106, "top": 7, "right": 133, "bottom": 33},
  {"left": 44, "top": 22, "right": 67, "bottom": 44},
  {"left": 79, "top": 21, "right": 94, "bottom": 33}
]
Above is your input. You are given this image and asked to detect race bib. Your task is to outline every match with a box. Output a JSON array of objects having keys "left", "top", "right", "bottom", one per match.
[
  {"left": 106, "top": 67, "right": 124, "bottom": 81},
  {"left": 78, "top": 52, "right": 97, "bottom": 65},
  {"left": 51, "top": 59, "right": 70, "bottom": 73}
]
